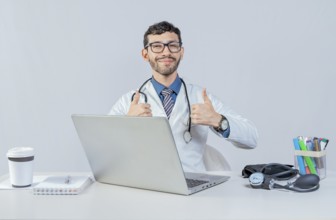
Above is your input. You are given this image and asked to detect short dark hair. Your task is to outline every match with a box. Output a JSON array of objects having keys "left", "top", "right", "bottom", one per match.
[{"left": 143, "top": 21, "right": 182, "bottom": 48}]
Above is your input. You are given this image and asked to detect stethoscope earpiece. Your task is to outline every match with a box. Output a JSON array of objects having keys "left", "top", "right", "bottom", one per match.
[{"left": 133, "top": 77, "right": 192, "bottom": 144}]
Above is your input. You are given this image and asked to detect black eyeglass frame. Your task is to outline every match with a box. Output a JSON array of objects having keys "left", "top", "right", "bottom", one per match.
[{"left": 145, "top": 41, "right": 183, "bottom": 53}]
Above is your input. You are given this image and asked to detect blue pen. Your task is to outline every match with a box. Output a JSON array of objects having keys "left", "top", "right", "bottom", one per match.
[
  {"left": 305, "top": 137, "right": 314, "bottom": 151},
  {"left": 293, "top": 138, "right": 306, "bottom": 175},
  {"left": 305, "top": 137, "right": 317, "bottom": 168}
]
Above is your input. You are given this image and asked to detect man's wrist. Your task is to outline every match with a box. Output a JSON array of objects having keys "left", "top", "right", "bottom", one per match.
[{"left": 214, "top": 114, "right": 228, "bottom": 132}]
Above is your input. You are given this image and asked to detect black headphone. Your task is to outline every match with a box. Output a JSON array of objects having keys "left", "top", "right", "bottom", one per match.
[{"left": 248, "top": 164, "right": 320, "bottom": 192}]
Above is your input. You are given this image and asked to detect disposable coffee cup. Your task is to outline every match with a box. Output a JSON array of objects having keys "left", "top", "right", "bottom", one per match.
[{"left": 7, "top": 147, "right": 35, "bottom": 187}]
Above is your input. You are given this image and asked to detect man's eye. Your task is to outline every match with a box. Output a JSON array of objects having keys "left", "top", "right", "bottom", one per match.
[
  {"left": 152, "top": 44, "right": 163, "bottom": 49},
  {"left": 169, "top": 44, "right": 179, "bottom": 49}
]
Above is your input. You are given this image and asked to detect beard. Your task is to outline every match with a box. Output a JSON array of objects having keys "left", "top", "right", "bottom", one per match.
[{"left": 149, "top": 56, "right": 181, "bottom": 76}]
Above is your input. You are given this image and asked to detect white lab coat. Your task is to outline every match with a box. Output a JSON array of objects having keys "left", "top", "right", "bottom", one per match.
[{"left": 109, "top": 80, "right": 258, "bottom": 172}]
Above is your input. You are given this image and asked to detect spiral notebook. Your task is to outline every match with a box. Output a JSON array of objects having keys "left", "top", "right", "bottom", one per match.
[{"left": 33, "top": 175, "right": 93, "bottom": 195}]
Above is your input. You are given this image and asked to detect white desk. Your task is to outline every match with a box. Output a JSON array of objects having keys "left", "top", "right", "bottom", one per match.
[{"left": 0, "top": 171, "right": 335, "bottom": 220}]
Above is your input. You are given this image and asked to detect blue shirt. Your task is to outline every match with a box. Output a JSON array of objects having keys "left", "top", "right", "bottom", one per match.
[
  {"left": 151, "top": 76, "right": 181, "bottom": 103},
  {"left": 150, "top": 76, "right": 230, "bottom": 138}
]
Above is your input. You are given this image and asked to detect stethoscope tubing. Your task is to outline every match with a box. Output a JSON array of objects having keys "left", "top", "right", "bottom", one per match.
[{"left": 131, "top": 77, "right": 192, "bottom": 143}]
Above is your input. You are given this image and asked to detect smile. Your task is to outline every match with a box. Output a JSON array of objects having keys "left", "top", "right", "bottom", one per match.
[{"left": 158, "top": 58, "right": 175, "bottom": 64}]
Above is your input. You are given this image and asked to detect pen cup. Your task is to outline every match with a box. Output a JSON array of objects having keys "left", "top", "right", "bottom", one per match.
[{"left": 294, "top": 150, "right": 326, "bottom": 179}]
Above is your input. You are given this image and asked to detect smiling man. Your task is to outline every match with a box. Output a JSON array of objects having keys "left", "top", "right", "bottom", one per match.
[{"left": 109, "top": 21, "right": 258, "bottom": 172}]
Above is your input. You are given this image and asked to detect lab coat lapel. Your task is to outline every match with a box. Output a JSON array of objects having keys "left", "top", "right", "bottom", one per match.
[
  {"left": 143, "top": 82, "right": 166, "bottom": 117},
  {"left": 142, "top": 80, "right": 189, "bottom": 126},
  {"left": 169, "top": 83, "right": 189, "bottom": 127}
]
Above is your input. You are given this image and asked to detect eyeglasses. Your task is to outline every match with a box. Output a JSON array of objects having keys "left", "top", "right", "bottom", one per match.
[{"left": 145, "top": 41, "right": 182, "bottom": 53}]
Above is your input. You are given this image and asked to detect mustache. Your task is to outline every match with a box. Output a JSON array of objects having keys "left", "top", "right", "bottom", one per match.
[{"left": 156, "top": 56, "right": 176, "bottom": 61}]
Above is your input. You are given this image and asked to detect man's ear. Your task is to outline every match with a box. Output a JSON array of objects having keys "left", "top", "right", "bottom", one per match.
[
  {"left": 142, "top": 48, "right": 149, "bottom": 61},
  {"left": 180, "top": 47, "right": 184, "bottom": 60}
]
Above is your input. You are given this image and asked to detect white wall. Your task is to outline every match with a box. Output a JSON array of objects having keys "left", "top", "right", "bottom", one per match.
[{"left": 1, "top": 0, "right": 335, "bottom": 175}]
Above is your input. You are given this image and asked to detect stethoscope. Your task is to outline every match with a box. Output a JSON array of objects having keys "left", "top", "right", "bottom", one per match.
[{"left": 131, "top": 77, "right": 192, "bottom": 143}]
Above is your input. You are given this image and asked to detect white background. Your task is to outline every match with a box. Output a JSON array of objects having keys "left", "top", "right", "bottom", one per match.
[{"left": 1, "top": 0, "right": 335, "bottom": 175}]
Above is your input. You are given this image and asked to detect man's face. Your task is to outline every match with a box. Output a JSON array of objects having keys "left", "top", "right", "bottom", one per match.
[{"left": 142, "top": 32, "right": 184, "bottom": 76}]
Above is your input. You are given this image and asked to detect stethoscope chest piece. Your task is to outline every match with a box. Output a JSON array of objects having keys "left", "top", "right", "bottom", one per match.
[{"left": 183, "top": 130, "right": 192, "bottom": 143}]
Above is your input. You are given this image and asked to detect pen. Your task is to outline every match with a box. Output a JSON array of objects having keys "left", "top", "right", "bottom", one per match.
[
  {"left": 320, "top": 138, "right": 329, "bottom": 150},
  {"left": 298, "top": 136, "right": 317, "bottom": 175},
  {"left": 65, "top": 176, "right": 71, "bottom": 184},
  {"left": 313, "top": 137, "right": 321, "bottom": 151},
  {"left": 313, "top": 137, "right": 323, "bottom": 169},
  {"left": 305, "top": 137, "right": 316, "bottom": 168},
  {"left": 293, "top": 138, "right": 306, "bottom": 175},
  {"left": 305, "top": 137, "right": 314, "bottom": 151}
]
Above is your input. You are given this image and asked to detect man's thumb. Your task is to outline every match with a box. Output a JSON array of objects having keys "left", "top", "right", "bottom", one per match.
[
  {"left": 132, "top": 90, "right": 140, "bottom": 104},
  {"left": 202, "top": 88, "right": 210, "bottom": 103}
]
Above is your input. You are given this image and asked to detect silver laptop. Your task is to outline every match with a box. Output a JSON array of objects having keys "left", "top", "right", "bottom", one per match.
[{"left": 72, "top": 115, "right": 230, "bottom": 195}]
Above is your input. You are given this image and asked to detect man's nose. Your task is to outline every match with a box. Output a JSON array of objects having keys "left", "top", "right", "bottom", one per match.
[{"left": 161, "top": 45, "right": 172, "bottom": 54}]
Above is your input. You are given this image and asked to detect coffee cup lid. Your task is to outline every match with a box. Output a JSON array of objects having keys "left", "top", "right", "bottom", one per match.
[{"left": 7, "top": 147, "right": 35, "bottom": 158}]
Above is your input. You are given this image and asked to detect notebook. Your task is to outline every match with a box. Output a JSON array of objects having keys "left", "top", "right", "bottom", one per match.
[
  {"left": 71, "top": 115, "right": 230, "bottom": 195},
  {"left": 33, "top": 175, "right": 93, "bottom": 195}
]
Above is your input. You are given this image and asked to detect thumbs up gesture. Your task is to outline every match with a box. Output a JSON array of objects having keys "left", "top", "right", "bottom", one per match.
[
  {"left": 191, "top": 88, "right": 222, "bottom": 126},
  {"left": 127, "top": 91, "right": 152, "bottom": 117}
]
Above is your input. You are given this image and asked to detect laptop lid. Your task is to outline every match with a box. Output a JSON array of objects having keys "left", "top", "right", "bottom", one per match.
[{"left": 72, "top": 115, "right": 229, "bottom": 195}]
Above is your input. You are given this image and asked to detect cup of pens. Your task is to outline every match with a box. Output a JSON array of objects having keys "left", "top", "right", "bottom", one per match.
[{"left": 293, "top": 136, "right": 329, "bottom": 179}]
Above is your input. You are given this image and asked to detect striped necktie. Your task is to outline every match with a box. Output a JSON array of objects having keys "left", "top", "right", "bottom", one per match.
[{"left": 161, "top": 88, "right": 174, "bottom": 119}]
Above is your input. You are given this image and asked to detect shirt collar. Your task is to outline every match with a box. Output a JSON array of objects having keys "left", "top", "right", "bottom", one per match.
[{"left": 151, "top": 75, "right": 182, "bottom": 95}]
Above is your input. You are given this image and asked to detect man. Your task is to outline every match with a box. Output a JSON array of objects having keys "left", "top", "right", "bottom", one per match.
[{"left": 110, "top": 21, "right": 258, "bottom": 172}]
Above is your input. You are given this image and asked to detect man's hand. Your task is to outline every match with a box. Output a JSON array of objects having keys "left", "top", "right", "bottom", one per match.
[
  {"left": 127, "top": 91, "right": 152, "bottom": 117},
  {"left": 191, "top": 88, "right": 222, "bottom": 127}
]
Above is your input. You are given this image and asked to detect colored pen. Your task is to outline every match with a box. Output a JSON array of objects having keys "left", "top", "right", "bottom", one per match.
[
  {"left": 313, "top": 137, "right": 323, "bottom": 169},
  {"left": 293, "top": 138, "right": 306, "bottom": 175},
  {"left": 320, "top": 138, "right": 329, "bottom": 150},
  {"left": 298, "top": 136, "right": 317, "bottom": 175}
]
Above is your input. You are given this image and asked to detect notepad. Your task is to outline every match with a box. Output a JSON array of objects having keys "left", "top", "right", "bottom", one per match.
[{"left": 33, "top": 175, "right": 93, "bottom": 195}]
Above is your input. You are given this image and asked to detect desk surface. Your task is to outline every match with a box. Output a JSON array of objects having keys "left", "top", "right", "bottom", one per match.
[{"left": 0, "top": 171, "right": 335, "bottom": 220}]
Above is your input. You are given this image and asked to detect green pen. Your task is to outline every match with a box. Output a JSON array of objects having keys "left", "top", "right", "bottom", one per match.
[{"left": 298, "top": 137, "right": 317, "bottom": 175}]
